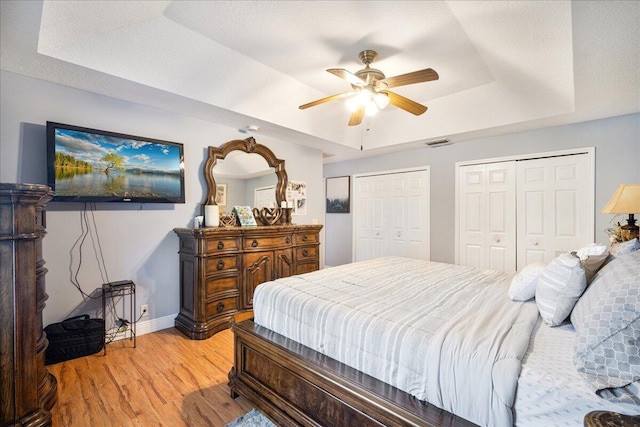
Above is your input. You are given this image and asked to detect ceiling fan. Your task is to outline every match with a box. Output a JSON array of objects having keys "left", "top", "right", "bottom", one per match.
[{"left": 299, "top": 50, "right": 439, "bottom": 126}]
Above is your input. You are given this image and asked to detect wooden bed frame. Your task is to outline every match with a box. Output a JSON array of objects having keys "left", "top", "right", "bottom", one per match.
[{"left": 228, "top": 320, "right": 477, "bottom": 427}]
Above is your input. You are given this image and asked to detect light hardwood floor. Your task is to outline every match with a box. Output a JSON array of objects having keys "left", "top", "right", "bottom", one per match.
[{"left": 47, "top": 328, "right": 252, "bottom": 426}]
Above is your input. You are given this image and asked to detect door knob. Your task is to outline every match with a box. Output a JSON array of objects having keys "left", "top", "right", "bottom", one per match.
[{"left": 494, "top": 236, "right": 501, "bottom": 243}]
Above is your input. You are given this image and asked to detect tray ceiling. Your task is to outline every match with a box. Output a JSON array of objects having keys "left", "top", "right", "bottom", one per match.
[{"left": 1, "top": 1, "right": 638, "bottom": 162}]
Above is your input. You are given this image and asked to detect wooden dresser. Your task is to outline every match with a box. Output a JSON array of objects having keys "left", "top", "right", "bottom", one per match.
[
  {"left": 1, "top": 183, "right": 57, "bottom": 427},
  {"left": 173, "top": 224, "right": 322, "bottom": 340}
]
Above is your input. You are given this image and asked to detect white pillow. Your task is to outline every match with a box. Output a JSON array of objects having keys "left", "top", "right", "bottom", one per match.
[
  {"left": 535, "top": 253, "right": 587, "bottom": 326},
  {"left": 609, "top": 238, "right": 640, "bottom": 258},
  {"left": 508, "top": 262, "right": 546, "bottom": 301},
  {"left": 575, "top": 243, "right": 607, "bottom": 260}
]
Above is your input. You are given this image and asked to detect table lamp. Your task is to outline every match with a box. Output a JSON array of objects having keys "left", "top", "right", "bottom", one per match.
[{"left": 601, "top": 184, "right": 640, "bottom": 241}]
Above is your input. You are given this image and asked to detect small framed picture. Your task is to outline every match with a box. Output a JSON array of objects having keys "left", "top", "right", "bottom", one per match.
[
  {"left": 233, "top": 206, "right": 257, "bottom": 226},
  {"left": 215, "top": 183, "right": 227, "bottom": 206},
  {"left": 326, "top": 176, "right": 350, "bottom": 213}
]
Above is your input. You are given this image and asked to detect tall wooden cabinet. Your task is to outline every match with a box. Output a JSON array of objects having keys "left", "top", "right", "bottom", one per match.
[
  {"left": 1, "top": 183, "right": 57, "bottom": 427},
  {"left": 173, "top": 224, "right": 322, "bottom": 340}
]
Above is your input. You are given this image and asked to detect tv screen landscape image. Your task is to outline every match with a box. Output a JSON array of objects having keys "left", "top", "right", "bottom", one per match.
[{"left": 47, "top": 122, "right": 185, "bottom": 203}]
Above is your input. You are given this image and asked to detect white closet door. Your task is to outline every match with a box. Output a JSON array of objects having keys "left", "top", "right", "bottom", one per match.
[
  {"left": 458, "top": 164, "right": 486, "bottom": 268},
  {"left": 485, "top": 162, "right": 517, "bottom": 271},
  {"left": 516, "top": 154, "right": 593, "bottom": 269},
  {"left": 354, "top": 169, "right": 430, "bottom": 262},
  {"left": 354, "top": 175, "right": 386, "bottom": 261},
  {"left": 458, "top": 162, "right": 516, "bottom": 271}
]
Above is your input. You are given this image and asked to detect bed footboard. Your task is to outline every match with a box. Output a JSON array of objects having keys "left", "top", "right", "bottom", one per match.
[{"left": 228, "top": 320, "right": 476, "bottom": 427}]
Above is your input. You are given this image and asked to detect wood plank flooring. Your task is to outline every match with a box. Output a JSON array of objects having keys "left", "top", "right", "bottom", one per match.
[{"left": 47, "top": 328, "right": 252, "bottom": 426}]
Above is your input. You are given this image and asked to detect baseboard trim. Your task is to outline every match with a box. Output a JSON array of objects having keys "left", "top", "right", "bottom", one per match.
[{"left": 112, "top": 313, "right": 176, "bottom": 341}]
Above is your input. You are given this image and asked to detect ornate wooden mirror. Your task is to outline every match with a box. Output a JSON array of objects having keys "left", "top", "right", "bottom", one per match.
[{"left": 203, "top": 137, "right": 287, "bottom": 209}]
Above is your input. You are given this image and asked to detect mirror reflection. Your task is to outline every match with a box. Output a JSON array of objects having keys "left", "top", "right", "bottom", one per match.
[{"left": 213, "top": 151, "right": 278, "bottom": 210}]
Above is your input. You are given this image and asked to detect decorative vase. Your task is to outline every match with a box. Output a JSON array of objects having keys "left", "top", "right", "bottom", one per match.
[{"left": 204, "top": 204, "right": 219, "bottom": 227}]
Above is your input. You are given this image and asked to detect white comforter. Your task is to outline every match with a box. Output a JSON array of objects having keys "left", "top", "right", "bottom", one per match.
[{"left": 254, "top": 257, "right": 539, "bottom": 426}]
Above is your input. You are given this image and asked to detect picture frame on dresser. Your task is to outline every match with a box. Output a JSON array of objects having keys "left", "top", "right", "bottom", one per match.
[{"left": 215, "top": 183, "right": 227, "bottom": 206}]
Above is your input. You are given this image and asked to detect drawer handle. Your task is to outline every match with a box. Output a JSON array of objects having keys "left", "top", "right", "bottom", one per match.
[
  {"left": 303, "top": 249, "right": 309, "bottom": 257},
  {"left": 251, "top": 239, "right": 259, "bottom": 247},
  {"left": 217, "top": 241, "right": 225, "bottom": 250},
  {"left": 217, "top": 260, "right": 225, "bottom": 270},
  {"left": 216, "top": 302, "right": 225, "bottom": 313},
  {"left": 285, "top": 237, "right": 291, "bottom": 244},
  {"left": 302, "top": 235, "right": 308, "bottom": 242}
]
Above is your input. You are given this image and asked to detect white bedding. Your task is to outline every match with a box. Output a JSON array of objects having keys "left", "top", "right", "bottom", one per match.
[
  {"left": 254, "top": 257, "right": 537, "bottom": 426},
  {"left": 515, "top": 318, "right": 640, "bottom": 427},
  {"left": 253, "top": 256, "right": 639, "bottom": 426}
]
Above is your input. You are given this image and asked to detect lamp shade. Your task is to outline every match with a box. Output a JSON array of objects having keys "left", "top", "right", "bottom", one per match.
[{"left": 601, "top": 184, "right": 640, "bottom": 214}]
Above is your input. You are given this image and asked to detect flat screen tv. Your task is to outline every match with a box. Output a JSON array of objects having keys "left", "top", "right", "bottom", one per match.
[{"left": 47, "top": 122, "right": 185, "bottom": 203}]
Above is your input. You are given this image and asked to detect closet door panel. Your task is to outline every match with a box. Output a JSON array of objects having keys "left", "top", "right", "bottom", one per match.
[
  {"left": 458, "top": 162, "right": 515, "bottom": 271},
  {"left": 355, "top": 180, "right": 375, "bottom": 262},
  {"left": 517, "top": 160, "right": 552, "bottom": 267},
  {"left": 552, "top": 158, "right": 592, "bottom": 255},
  {"left": 519, "top": 186, "right": 551, "bottom": 266},
  {"left": 488, "top": 246, "right": 509, "bottom": 271},
  {"left": 391, "top": 194, "right": 406, "bottom": 257},
  {"left": 485, "top": 162, "right": 516, "bottom": 271},
  {"left": 517, "top": 154, "right": 592, "bottom": 268},
  {"left": 404, "top": 173, "right": 430, "bottom": 260},
  {"left": 458, "top": 165, "right": 486, "bottom": 268},
  {"left": 407, "top": 195, "right": 425, "bottom": 258},
  {"left": 354, "top": 169, "right": 430, "bottom": 262},
  {"left": 458, "top": 151, "right": 593, "bottom": 272},
  {"left": 465, "top": 245, "right": 483, "bottom": 269}
]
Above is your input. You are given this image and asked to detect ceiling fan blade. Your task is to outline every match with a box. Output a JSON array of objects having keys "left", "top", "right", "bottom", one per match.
[
  {"left": 327, "top": 69, "right": 367, "bottom": 87},
  {"left": 348, "top": 106, "right": 364, "bottom": 126},
  {"left": 384, "top": 91, "right": 428, "bottom": 116},
  {"left": 378, "top": 68, "right": 439, "bottom": 89},
  {"left": 299, "top": 91, "right": 356, "bottom": 109}
]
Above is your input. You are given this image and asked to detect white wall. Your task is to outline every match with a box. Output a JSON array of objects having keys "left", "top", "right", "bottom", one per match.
[
  {"left": 324, "top": 113, "right": 640, "bottom": 266},
  {"left": 0, "top": 70, "right": 324, "bottom": 327}
]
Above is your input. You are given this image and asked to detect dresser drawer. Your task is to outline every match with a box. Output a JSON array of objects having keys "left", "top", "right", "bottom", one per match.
[
  {"left": 295, "top": 232, "right": 318, "bottom": 244},
  {"left": 296, "top": 245, "right": 318, "bottom": 261},
  {"left": 205, "top": 255, "right": 239, "bottom": 274},
  {"left": 205, "top": 296, "right": 238, "bottom": 319},
  {"left": 296, "top": 262, "right": 319, "bottom": 275},
  {"left": 206, "top": 275, "right": 240, "bottom": 296},
  {"left": 243, "top": 234, "right": 292, "bottom": 250},
  {"left": 205, "top": 237, "right": 240, "bottom": 253}
]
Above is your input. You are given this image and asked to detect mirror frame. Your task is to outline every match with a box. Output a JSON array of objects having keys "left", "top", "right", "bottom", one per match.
[{"left": 203, "top": 137, "right": 288, "bottom": 208}]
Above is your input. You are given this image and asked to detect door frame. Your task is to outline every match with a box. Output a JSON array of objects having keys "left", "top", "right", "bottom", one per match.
[
  {"left": 352, "top": 166, "right": 431, "bottom": 262},
  {"left": 454, "top": 147, "right": 595, "bottom": 265}
]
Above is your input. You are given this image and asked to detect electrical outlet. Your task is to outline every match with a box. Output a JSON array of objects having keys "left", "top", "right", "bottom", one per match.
[{"left": 140, "top": 304, "right": 149, "bottom": 317}]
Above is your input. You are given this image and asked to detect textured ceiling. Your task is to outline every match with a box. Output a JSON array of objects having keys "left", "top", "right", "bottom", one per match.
[{"left": 1, "top": 1, "right": 639, "bottom": 162}]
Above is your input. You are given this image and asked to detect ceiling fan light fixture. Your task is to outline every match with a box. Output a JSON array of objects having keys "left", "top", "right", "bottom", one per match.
[
  {"left": 345, "top": 96, "right": 360, "bottom": 112},
  {"left": 300, "top": 50, "right": 438, "bottom": 126},
  {"left": 365, "top": 101, "right": 378, "bottom": 116},
  {"left": 357, "top": 89, "right": 372, "bottom": 105},
  {"left": 374, "top": 92, "right": 390, "bottom": 109}
]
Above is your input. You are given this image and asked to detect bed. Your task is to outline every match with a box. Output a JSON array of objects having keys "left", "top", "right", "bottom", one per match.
[{"left": 228, "top": 248, "right": 640, "bottom": 426}]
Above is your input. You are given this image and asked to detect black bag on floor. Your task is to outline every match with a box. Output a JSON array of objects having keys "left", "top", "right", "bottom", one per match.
[{"left": 44, "top": 314, "right": 105, "bottom": 365}]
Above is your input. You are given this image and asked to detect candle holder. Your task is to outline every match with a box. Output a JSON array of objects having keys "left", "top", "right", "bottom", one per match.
[{"left": 279, "top": 207, "right": 293, "bottom": 225}]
